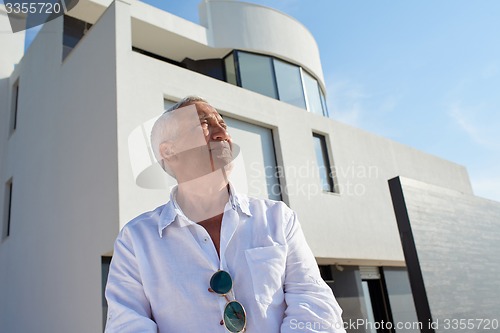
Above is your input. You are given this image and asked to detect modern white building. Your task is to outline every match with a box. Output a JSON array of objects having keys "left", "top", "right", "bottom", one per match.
[{"left": 1, "top": 1, "right": 499, "bottom": 332}]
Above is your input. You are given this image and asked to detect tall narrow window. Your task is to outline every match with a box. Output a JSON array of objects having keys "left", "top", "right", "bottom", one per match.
[
  {"left": 10, "top": 79, "right": 19, "bottom": 132},
  {"left": 312, "top": 134, "right": 334, "bottom": 192},
  {"left": 2, "top": 179, "right": 13, "bottom": 239},
  {"left": 237, "top": 52, "right": 278, "bottom": 99},
  {"left": 102, "top": 256, "right": 112, "bottom": 330}
]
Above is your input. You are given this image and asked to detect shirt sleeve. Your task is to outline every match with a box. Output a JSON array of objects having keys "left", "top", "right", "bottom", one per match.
[
  {"left": 104, "top": 227, "right": 158, "bottom": 333},
  {"left": 281, "top": 211, "right": 346, "bottom": 333}
]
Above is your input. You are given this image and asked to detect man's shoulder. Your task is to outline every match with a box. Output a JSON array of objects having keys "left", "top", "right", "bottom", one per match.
[
  {"left": 244, "top": 195, "right": 294, "bottom": 219},
  {"left": 246, "top": 195, "right": 286, "bottom": 208},
  {"left": 122, "top": 204, "right": 168, "bottom": 232}
]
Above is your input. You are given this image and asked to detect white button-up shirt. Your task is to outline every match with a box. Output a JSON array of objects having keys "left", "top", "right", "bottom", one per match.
[{"left": 105, "top": 186, "right": 345, "bottom": 332}]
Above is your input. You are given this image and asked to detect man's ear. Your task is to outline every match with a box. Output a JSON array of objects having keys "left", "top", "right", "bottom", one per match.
[{"left": 159, "top": 141, "right": 176, "bottom": 160}]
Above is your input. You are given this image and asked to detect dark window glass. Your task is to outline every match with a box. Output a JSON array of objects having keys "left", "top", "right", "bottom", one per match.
[
  {"left": 10, "top": 80, "right": 19, "bottom": 132},
  {"left": 274, "top": 59, "right": 306, "bottom": 109},
  {"left": 181, "top": 58, "right": 225, "bottom": 81},
  {"left": 313, "top": 134, "right": 334, "bottom": 192},
  {"left": 224, "top": 53, "right": 237, "bottom": 85},
  {"left": 237, "top": 52, "right": 277, "bottom": 99},
  {"left": 63, "top": 15, "right": 92, "bottom": 60},
  {"left": 132, "top": 47, "right": 183, "bottom": 67},
  {"left": 3, "top": 179, "right": 13, "bottom": 239},
  {"left": 102, "top": 256, "right": 112, "bottom": 330},
  {"left": 303, "top": 71, "right": 324, "bottom": 116}
]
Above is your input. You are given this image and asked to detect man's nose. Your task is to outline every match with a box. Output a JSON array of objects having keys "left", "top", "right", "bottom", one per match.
[{"left": 211, "top": 124, "right": 230, "bottom": 142}]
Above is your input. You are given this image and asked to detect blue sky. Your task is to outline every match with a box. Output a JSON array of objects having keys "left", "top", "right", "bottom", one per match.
[{"left": 21, "top": 0, "right": 500, "bottom": 201}]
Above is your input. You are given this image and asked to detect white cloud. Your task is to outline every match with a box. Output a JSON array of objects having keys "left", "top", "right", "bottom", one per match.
[
  {"left": 447, "top": 102, "right": 500, "bottom": 150},
  {"left": 326, "top": 79, "right": 370, "bottom": 128}
]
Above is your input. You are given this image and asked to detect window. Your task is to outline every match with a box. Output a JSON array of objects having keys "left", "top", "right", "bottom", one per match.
[
  {"left": 237, "top": 52, "right": 278, "bottom": 99},
  {"left": 62, "top": 15, "right": 92, "bottom": 60},
  {"left": 312, "top": 134, "right": 334, "bottom": 192},
  {"left": 303, "top": 71, "right": 325, "bottom": 116},
  {"left": 181, "top": 58, "right": 225, "bottom": 81},
  {"left": 273, "top": 59, "right": 306, "bottom": 109},
  {"left": 225, "top": 51, "right": 328, "bottom": 116},
  {"left": 10, "top": 79, "right": 19, "bottom": 133},
  {"left": 2, "top": 179, "right": 13, "bottom": 240},
  {"left": 102, "top": 256, "right": 112, "bottom": 330},
  {"left": 224, "top": 117, "right": 281, "bottom": 201},
  {"left": 224, "top": 53, "right": 237, "bottom": 86}
]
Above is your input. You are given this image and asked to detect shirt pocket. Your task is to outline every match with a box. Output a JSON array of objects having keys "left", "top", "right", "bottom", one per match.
[{"left": 244, "top": 245, "right": 287, "bottom": 306}]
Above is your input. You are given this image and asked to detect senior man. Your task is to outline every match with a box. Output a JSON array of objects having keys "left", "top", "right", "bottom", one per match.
[{"left": 104, "top": 96, "right": 346, "bottom": 332}]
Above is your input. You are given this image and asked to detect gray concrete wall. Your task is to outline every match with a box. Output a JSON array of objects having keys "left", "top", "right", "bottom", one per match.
[{"left": 393, "top": 177, "right": 500, "bottom": 333}]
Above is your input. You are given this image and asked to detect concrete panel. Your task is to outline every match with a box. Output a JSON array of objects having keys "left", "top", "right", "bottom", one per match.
[{"left": 390, "top": 177, "right": 500, "bottom": 333}]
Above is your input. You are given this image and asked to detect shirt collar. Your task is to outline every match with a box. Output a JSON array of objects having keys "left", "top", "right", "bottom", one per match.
[
  {"left": 157, "top": 182, "right": 251, "bottom": 238},
  {"left": 228, "top": 182, "right": 252, "bottom": 217}
]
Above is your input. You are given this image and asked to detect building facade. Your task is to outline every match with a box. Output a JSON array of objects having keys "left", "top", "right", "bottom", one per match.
[{"left": 1, "top": 1, "right": 499, "bottom": 332}]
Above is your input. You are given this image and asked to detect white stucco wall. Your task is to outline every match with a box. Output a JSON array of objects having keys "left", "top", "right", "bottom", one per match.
[
  {"left": 0, "top": 2, "right": 126, "bottom": 332},
  {"left": 0, "top": 6, "right": 25, "bottom": 217}
]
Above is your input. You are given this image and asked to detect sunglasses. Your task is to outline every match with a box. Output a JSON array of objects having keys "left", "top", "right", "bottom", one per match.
[{"left": 209, "top": 270, "right": 247, "bottom": 332}]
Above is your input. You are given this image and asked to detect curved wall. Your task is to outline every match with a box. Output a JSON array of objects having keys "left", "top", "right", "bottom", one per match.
[{"left": 199, "top": 0, "right": 325, "bottom": 89}]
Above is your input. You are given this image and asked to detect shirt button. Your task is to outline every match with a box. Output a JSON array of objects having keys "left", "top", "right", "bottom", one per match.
[{"left": 204, "top": 237, "right": 208, "bottom": 242}]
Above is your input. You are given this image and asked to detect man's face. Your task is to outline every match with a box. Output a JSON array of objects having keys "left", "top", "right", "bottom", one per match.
[{"left": 162, "top": 102, "right": 233, "bottom": 181}]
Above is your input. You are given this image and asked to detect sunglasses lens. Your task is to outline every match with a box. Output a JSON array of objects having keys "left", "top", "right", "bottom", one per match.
[
  {"left": 210, "top": 270, "right": 232, "bottom": 294},
  {"left": 224, "top": 301, "right": 246, "bottom": 332}
]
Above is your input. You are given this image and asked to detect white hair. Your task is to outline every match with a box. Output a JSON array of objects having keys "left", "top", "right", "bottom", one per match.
[{"left": 150, "top": 96, "right": 209, "bottom": 176}]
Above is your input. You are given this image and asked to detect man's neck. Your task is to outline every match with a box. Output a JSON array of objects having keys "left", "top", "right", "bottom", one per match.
[{"left": 176, "top": 169, "right": 230, "bottom": 223}]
